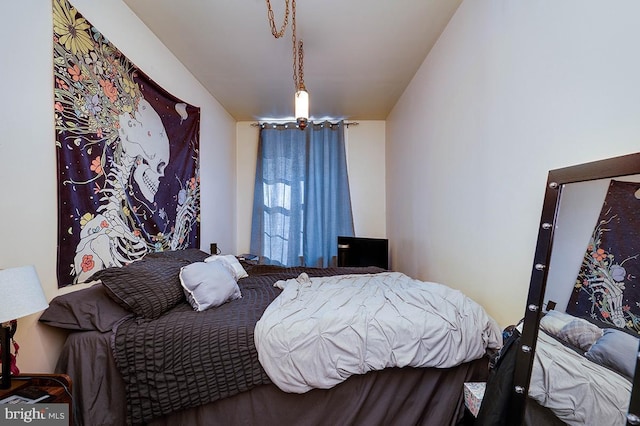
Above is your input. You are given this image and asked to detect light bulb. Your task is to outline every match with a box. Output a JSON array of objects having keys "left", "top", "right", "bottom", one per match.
[{"left": 295, "top": 89, "right": 309, "bottom": 129}]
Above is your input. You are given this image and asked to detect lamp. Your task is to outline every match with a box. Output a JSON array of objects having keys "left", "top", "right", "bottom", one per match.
[
  {"left": 0, "top": 265, "right": 48, "bottom": 389},
  {"left": 265, "top": 0, "right": 310, "bottom": 129},
  {"left": 294, "top": 39, "right": 309, "bottom": 129}
]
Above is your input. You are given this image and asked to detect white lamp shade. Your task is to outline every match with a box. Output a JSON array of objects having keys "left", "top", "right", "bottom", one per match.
[
  {"left": 295, "top": 89, "right": 309, "bottom": 121},
  {"left": 0, "top": 265, "right": 48, "bottom": 324}
]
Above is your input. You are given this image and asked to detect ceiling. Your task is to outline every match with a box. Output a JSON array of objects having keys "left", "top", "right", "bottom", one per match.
[{"left": 121, "top": 0, "right": 462, "bottom": 122}]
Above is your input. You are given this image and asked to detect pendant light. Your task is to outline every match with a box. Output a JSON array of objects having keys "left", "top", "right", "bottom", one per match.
[
  {"left": 294, "top": 39, "right": 308, "bottom": 129},
  {"left": 266, "top": 0, "right": 309, "bottom": 129}
]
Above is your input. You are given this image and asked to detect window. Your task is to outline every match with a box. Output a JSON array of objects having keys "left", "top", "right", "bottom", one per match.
[{"left": 250, "top": 121, "right": 354, "bottom": 267}]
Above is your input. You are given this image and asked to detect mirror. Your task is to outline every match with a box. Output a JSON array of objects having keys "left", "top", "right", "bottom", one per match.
[{"left": 511, "top": 152, "right": 640, "bottom": 425}]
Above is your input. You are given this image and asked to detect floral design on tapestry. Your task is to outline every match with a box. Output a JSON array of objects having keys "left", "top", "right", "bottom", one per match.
[
  {"left": 53, "top": 0, "right": 201, "bottom": 287},
  {"left": 567, "top": 180, "right": 640, "bottom": 333}
]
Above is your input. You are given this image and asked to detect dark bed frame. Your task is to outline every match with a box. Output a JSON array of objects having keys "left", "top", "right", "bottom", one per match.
[{"left": 510, "top": 152, "right": 640, "bottom": 425}]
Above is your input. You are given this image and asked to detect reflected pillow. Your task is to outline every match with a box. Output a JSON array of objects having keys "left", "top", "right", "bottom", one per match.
[
  {"left": 585, "top": 328, "right": 639, "bottom": 380},
  {"left": 540, "top": 310, "right": 579, "bottom": 335},
  {"left": 204, "top": 254, "right": 248, "bottom": 280},
  {"left": 180, "top": 261, "right": 242, "bottom": 311},
  {"left": 556, "top": 318, "right": 603, "bottom": 351},
  {"left": 39, "top": 283, "right": 132, "bottom": 332}
]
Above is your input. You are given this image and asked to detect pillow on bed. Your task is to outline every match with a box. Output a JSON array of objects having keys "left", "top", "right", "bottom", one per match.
[
  {"left": 585, "top": 328, "right": 639, "bottom": 380},
  {"left": 556, "top": 318, "right": 603, "bottom": 351},
  {"left": 90, "top": 257, "right": 189, "bottom": 319},
  {"left": 540, "top": 309, "right": 579, "bottom": 335},
  {"left": 39, "top": 283, "right": 132, "bottom": 332},
  {"left": 204, "top": 254, "right": 248, "bottom": 280},
  {"left": 180, "top": 261, "right": 242, "bottom": 311},
  {"left": 144, "top": 248, "right": 210, "bottom": 263}
]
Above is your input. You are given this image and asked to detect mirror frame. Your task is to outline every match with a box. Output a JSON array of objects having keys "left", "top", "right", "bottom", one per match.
[{"left": 509, "top": 152, "right": 640, "bottom": 425}]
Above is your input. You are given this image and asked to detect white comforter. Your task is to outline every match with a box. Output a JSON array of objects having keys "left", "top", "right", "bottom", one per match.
[{"left": 254, "top": 272, "right": 502, "bottom": 393}]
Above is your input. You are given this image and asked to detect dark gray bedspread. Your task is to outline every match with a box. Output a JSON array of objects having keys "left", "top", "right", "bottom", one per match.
[{"left": 112, "top": 265, "right": 384, "bottom": 425}]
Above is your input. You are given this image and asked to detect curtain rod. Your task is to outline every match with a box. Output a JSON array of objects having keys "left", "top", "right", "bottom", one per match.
[{"left": 250, "top": 121, "right": 359, "bottom": 128}]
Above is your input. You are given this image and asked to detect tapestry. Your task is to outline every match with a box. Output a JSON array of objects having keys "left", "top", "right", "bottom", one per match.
[
  {"left": 53, "top": 0, "right": 201, "bottom": 287},
  {"left": 567, "top": 179, "right": 640, "bottom": 333}
]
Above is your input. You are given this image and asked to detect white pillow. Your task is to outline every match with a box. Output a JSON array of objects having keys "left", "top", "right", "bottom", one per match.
[
  {"left": 179, "top": 261, "right": 242, "bottom": 312},
  {"left": 204, "top": 254, "right": 248, "bottom": 280}
]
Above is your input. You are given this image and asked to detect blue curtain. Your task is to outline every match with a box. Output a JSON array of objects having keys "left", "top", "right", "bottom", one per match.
[{"left": 250, "top": 121, "right": 355, "bottom": 267}]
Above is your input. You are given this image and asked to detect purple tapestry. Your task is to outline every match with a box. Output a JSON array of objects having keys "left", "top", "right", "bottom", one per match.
[
  {"left": 567, "top": 179, "right": 640, "bottom": 333},
  {"left": 53, "top": 0, "right": 200, "bottom": 287}
]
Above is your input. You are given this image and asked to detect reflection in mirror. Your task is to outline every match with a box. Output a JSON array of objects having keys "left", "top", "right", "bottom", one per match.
[
  {"left": 475, "top": 153, "right": 640, "bottom": 426},
  {"left": 529, "top": 176, "right": 640, "bottom": 425}
]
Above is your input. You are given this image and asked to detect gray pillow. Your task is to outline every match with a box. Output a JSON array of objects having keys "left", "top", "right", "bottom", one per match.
[
  {"left": 144, "top": 248, "right": 210, "bottom": 263},
  {"left": 540, "top": 310, "right": 578, "bottom": 335},
  {"left": 90, "top": 257, "right": 189, "bottom": 319},
  {"left": 39, "top": 284, "right": 131, "bottom": 332},
  {"left": 180, "top": 261, "right": 242, "bottom": 311},
  {"left": 585, "top": 328, "right": 639, "bottom": 380},
  {"left": 556, "top": 318, "right": 603, "bottom": 351},
  {"left": 204, "top": 254, "right": 248, "bottom": 279}
]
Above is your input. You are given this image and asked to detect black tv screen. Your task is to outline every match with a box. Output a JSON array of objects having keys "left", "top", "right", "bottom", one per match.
[{"left": 337, "top": 236, "right": 388, "bottom": 269}]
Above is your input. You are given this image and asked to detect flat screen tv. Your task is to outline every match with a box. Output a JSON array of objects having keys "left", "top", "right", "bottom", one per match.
[{"left": 337, "top": 236, "right": 388, "bottom": 269}]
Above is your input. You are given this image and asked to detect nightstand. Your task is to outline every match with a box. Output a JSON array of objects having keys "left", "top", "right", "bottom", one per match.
[{"left": 0, "top": 374, "right": 72, "bottom": 424}]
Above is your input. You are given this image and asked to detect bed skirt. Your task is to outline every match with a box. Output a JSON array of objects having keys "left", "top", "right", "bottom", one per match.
[
  {"left": 149, "top": 357, "right": 489, "bottom": 426},
  {"left": 56, "top": 330, "right": 488, "bottom": 426}
]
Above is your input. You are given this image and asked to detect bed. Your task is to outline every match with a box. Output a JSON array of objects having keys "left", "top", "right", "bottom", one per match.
[{"left": 40, "top": 249, "right": 501, "bottom": 426}]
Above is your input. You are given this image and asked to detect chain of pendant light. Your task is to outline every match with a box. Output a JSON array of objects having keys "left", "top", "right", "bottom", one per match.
[{"left": 265, "top": 0, "right": 305, "bottom": 91}]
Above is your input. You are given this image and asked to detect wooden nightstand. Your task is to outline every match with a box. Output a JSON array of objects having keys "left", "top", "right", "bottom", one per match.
[{"left": 0, "top": 374, "right": 72, "bottom": 424}]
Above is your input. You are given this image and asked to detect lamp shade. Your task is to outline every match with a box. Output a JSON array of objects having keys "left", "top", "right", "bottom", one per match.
[
  {"left": 0, "top": 265, "right": 48, "bottom": 324},
  {"left": 295, "top": 89, "right": 309, "bottom": 121}
]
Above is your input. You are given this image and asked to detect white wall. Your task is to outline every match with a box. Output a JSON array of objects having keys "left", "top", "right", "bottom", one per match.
[
  {"left": 236, "top": 121, "right": 386, "bottom": 254},
  {"left": 0, "top": 0, "right": 236, "bottom": 373},
  {"left": 235, "top": 123, "right": 260, "bottom": 255},
  {"left": 345, "top": 122, "right": 387, "bottom": 240},
  {"left": 387, "top": 0, "right": 640, "bottom": 328}
]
